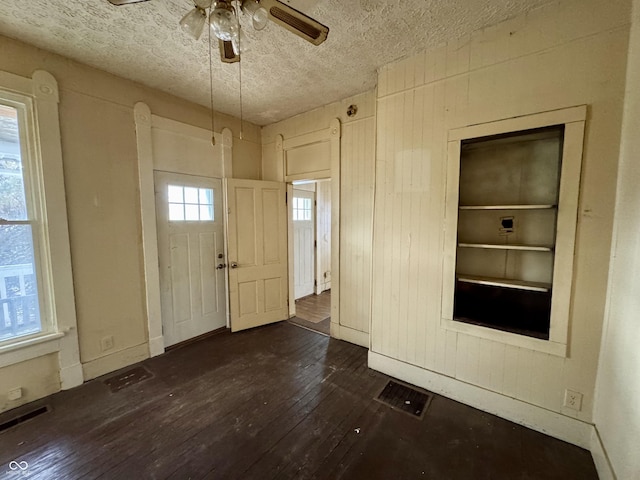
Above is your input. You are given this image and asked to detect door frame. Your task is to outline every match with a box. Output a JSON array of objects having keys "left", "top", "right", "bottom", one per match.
[
  {"left": 153, "top": 171, "right": 227, "bottom": 347},
  {"left": 278, "top": 119, "right": 341, "bottom": 331},
  {"left": 291, "top": 185, "right": 317, "bottom": 300},
  {"left": 134, "top": 102, "right": 233, "bottom": 357}
]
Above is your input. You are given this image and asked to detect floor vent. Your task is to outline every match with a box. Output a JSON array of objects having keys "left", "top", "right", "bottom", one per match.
[
  {"left": 0, "top": 405, "right": 49, "bottom": 433},
  {"left": 376, "top": 380, "right": 432, "bottom": 419},
  {"left": 104, "top": 366, "right": 153, "bottom": 393}
]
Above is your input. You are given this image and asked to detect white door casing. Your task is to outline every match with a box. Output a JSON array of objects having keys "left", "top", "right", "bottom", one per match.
[
  {"left": 315, "top": 179, "right": 331, "bottom": 294},
  {"left": 155, "top": 172, "right": 227, "bottom": 347},
  {"left": 227, "top": 179, "right": 289, "bottom": 332},
  {"left": 135, "top": 102, "right": 233, "bottom": 356},
  {"left": 293, "top": 189, "right": 315, "bottom": 299}
]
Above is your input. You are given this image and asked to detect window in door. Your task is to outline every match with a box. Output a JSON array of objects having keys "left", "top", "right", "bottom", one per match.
[
  {"left": 293, "top": 196, "right": 312, "bottom": 221},
  {"left": 167, "top": 185, "right": 214, "bottom": 221}
]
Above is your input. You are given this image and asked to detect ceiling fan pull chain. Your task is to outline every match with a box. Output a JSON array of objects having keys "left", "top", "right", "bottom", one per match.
[{"left": 238, "top": 23, "right": 244, "bottom": 141}]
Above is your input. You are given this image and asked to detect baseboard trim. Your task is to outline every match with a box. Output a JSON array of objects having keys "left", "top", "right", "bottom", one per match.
[
  {"left": 82, "top": 343, "right": 149, "bottom": 381},
  {"left": 59, "top": 362, "right": 83, "bottom": 390},
  {"left": 148, "top": 335, "right": 165, "bottom": 358},
  {"left": 331, "top": 322, "right": 369, "bottom": 348},
  {"left": 368, "top": 350, "right": 593, "bottom": 449},
  {"left": 590, "top": 426, "right": 617, "bottom": 480}
]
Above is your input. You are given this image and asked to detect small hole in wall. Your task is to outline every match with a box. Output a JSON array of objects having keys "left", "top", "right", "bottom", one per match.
[
  {"left": 501, "top": 218, "right": 514, "bottom": 229},
  {"left": 499, "top": 216, "right": 514, "bottom": 235}
]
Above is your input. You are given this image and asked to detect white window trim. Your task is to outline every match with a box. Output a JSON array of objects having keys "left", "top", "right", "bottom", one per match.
[
  {"left": 440, "top": 106, "right": 587, "bottom": 357},
  {"left": 0, "top": 70, "right": 82, "bottom": 388}
]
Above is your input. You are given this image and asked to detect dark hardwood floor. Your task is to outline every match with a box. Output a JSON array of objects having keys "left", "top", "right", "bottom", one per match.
[
  {"left": 290, "top": 291, "right": 331, "bottom": 335},
  {"left": 0, "top": 322, "right": 597, "bottom": 479}
]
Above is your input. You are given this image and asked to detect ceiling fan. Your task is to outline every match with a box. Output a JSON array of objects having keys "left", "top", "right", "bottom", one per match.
[{"left": 107, "top": 0, "right": 329, "bottom": 63}]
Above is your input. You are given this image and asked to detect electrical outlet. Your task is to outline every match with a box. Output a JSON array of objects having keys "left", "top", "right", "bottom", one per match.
[
  {"left": 564, "top": 389, "right": 583, "bottom": 411},
  {"left": 8, "top": 387, "right": 22, "bottom": 401},
  {"left": 101, "top": 335, "right": 115, "bottom": 352}
]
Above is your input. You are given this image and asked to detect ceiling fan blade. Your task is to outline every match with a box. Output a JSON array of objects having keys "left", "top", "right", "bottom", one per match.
[
  {"left": 219, "top": 40, "right": 240, "bottom": 63},
  {"left": 258, "top": 0, "right": 328, "bottom": 46},
  {"left": 107, "top": 0, "right": 151, "bottom": 5}
]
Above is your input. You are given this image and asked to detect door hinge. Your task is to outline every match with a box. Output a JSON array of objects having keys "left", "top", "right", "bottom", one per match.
[
  {"left": 285, "top": 192, "right": 288, "bottom": 204},
  {"left": 314, "top": 280, "right": 317, "bottom": 286},
  {"left": 314, "top": 240, "right": 317, "bottom": 248}
]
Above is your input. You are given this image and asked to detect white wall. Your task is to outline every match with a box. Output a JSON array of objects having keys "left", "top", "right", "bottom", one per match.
[
  {"left": 0, "top": 34, "right": 261, "bottom": 410},
  {"left": 262, "top": 91, "right": 376, "bottom": 343},
  {"left": 593, "top": 0, "right": 640, "bottom": 477},
  {"left": 370, "top": 0, "right": 629, "bottom": 438}
]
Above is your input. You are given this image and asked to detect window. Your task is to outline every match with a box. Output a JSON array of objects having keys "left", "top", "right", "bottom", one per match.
[
  {"left": 0, "top": 103, "right": 43, "bottom": 342},
  {"left": 168, "top": 185, "right": 214, "bottom": 221},
  {"left": 0, "top": 70, "right": 80, "bottom": 385},
  {"left": 293, "top": 196, "right": 312, "bottom": 221}
]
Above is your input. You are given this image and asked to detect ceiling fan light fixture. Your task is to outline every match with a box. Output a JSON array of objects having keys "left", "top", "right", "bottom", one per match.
[
  {"left": 210, "top": 1, "right": 239, "bottom": 42},
  {"left": 231, "top": 28, "right": 249, "bottom": 55},
  {"left": 179, "top": 6, "right": 207, "bottom": 40},
  {"left": 241, "top": 0, "right": 269, "bottom": 31}
]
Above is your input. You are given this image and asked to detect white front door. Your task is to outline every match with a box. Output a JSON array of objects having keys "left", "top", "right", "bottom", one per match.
[
  {"left": 155, "top": 171, "right": 227, "bottom": 347},
  {"left": 226, "top": 179, "right": 288, "bottom": 332},
  {"left": 293, "top": 189, "right": 315, "bottom": 299}
]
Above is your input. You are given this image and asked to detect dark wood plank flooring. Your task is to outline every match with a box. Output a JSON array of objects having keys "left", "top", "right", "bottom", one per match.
[
  {"left": 290, "top": 291, "right": 331, "bottom": 334},
  {"left": 295, "top": 291, "right": 331, "bottom": 323},
  {"left": 0, "top": 322, "right": 597, "bottom": 479}
]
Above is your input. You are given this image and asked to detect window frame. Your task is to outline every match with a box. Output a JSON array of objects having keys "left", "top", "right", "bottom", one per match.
[
  {"left": 0, "top": 70, "right": 81, "bottom": 388},
  {"left": 0, "top": 91, "right": 52, "bottom": 343}
]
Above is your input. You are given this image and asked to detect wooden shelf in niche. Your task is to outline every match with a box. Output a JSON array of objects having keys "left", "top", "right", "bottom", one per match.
[
  {"left": 452, "top": 124, "right": 564, "bottom": 341},
  {"left": 443, "top": 105, "right": 587, "bottom": 351},
  {"left": 458, "top": 204, "right": 557, "bottom": 210},
  {"left": 454, "top": 281, "right": 552, "bottom": 340},
  {"left": 456, "top": 274, "right": 551, "bottom": 293},
  {"left": 457, "top": 243, "right": 553, "bottom": 252}
]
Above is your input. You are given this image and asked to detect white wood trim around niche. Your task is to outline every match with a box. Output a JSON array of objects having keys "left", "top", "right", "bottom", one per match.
[
  {"left": 441, "top": 105, "right": 587, "bottom": 357},
  {"left": 134, "top": 103, "right": 227, "bottom": 357}
]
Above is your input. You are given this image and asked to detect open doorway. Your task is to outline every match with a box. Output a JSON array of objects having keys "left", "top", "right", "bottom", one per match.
[{"left": 289, "top": 179, "right": 331, "bottom": 335}]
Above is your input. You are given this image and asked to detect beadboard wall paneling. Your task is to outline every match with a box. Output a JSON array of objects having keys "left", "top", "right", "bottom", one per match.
[
  {"left": 340, "top": 117, "right": 375, "bottom": 334},
  {"left": 371, "top": 0, "right": 629, "bottom": 424}
]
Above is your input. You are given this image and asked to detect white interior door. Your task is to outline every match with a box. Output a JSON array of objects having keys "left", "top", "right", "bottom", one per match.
[
  {"left": 293, "top": 189, "right": 315, "bottom": 299},
  {"left": 155, "top": 171, "right": 227, "bottom": 347},
  {"left": 227, "top": 179, "right": 288, "bottom": 332}
]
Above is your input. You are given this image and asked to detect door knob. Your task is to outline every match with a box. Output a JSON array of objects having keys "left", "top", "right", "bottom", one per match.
[
  {"left": 230, "top": 262, "right": 238, "bottom": 269},
  {"left": 216, "top": 263, "right": 226, "bottom": 270}
]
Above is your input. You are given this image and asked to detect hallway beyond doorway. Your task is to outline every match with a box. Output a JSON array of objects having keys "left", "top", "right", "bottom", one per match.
[{"left": 289, "top": 291, "right": 331, "bottom": 335}]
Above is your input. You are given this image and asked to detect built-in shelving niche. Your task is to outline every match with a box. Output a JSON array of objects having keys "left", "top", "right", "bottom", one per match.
[
  {"left": 442, "top": 106, "right": 586, "bottom": 356},
  {"left": 453, "top": 126, "right": 564, "bottom": 339}
]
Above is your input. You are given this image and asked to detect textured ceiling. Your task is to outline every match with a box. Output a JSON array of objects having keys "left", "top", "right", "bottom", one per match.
[{"left": 0, "top": 0, "right": 553, "bottom": 125}]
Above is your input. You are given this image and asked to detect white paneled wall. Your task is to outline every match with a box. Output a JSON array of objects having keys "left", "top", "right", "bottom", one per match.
[
  {"left": 593, "top": 1, "right": 640, "bottom": 478},
  {"left": 340, "top": 117, "right": 376, "bottom": 335},
  {"left": 262, "top": 91, "right": 376, "bottom": 340},
  {"left": 371, "top": 0, "right": 629, "bottom": 425}
]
